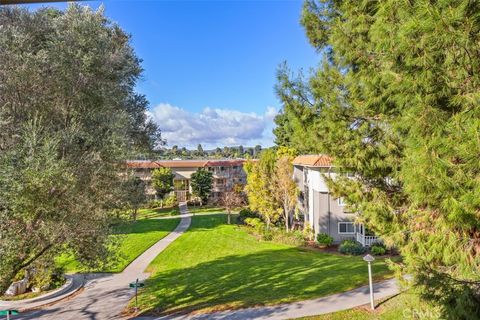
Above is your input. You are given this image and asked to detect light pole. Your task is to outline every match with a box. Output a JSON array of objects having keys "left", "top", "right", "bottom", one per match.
[{"left": 363, "top": 254, "right": 375, "bottom": 310}]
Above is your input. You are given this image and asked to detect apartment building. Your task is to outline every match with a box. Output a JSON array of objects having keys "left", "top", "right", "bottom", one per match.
[
  {"left": 126, "top": 159, "right": 248, "bottom": 202},
  {"left": 293, "top": 155, "right": 380, "bottom": 247}
]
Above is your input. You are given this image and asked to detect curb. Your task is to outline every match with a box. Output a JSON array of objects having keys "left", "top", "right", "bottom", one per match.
[{"left": 0, "top": 274, "right": 85, "bottom": 311}]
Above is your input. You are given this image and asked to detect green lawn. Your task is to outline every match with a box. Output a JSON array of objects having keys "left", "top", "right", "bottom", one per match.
[
  {"left": 136, "top": 213, "right": 394, "bottom": 316},
  {"left": 57, "top": 217, "right": 180, "bottom": 273},
  {"left": 187, "top": 205, "right": 225, "bottom": 214},
  {"left": 296, "top": 291, "right": 440, "bottom": 320},
  {"left": 137, "top": 206, "right": 179, "bottom": 219}
]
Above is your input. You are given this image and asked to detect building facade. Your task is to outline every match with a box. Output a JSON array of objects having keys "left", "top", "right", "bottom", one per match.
[
  {"left": 126, "top": 159, "right": 248, "bottom": 202},
  {"left": 293, "top": 155, "right": 380, "bottom": 247}
]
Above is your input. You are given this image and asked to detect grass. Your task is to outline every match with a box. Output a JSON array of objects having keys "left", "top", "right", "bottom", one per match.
[
  {"left": 135, "top": 213, "right": 394, "bottom": 316},
  {"left": 296, "top": 291, "right": 441, "bottom": 320},
  {"left": 187, "top": 205, "right": 225, "bottom": 214},
  {"left": 57, "top": 217, "right": 180, "bottom": 273},
  {"left": 1, "top": 290, "right": 49, "bottom": 301},
  {"left": 137, "top": 206, "right": 179, "bottom": 219}
]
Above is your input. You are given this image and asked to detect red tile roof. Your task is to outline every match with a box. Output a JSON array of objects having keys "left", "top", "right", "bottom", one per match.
[{"left": 292, "top": 155, "right": 333, "bottom": 167}]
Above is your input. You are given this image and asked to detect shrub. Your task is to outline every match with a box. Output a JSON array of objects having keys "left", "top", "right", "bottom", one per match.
[
  {"left": 238, "top": 208, "right": 258, "bottom": 223},
  {"left": 316, "top": 233, "right": 334, "bottom": 247},
  {"left": 30, "top": 264, "right": 65, "bottom": 291},
  {"left": 338, "top": 240, "right": 366, "bottom": 255},
  {"left": 371, "top": 244, "right": 386, "bottom": 256},
  {"left": 146, "top": 200, "right": 163, "bottom": 209},
  {"left": 262, "top": 229, "right": 273, "bottom": 241},
  {"left": 272, "top": 229, "right": 305, "bottom": 246},
  {"left": 303, "top": 222, "right": 314, "bottom": 241},
  {"left": 164, "top": 194, "right": 177, "bottom": 207},
  {"left": 244, "top": 217, "right": 265, "bottom": 233}
]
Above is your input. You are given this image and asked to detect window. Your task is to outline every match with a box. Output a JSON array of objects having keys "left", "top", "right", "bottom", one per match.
[
  {"left": 338, "top": 197, "right": 346, "bottom": 206},
  {"left": 338, "top": 222, "right": 355, "bottom": 234}
]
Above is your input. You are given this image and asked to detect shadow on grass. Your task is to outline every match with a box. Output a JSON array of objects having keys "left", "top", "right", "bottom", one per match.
[
  {"left": 188, "top": 206, "right": 225, "bottom": 214},
  {"left": 138, "top": 207, "right": 180, "bottom": 219},
  {"left": 113, "top": 218, "right": 179, "bottom": 235},
  {"left": 138, "top": 226, "right": 391, "bottom": 316}
]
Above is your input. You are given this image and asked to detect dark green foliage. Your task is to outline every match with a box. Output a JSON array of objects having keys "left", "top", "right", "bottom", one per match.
[
  {"left": 122, "top": 176, "right": 147, "bottom": 221},
  {"left": 275, "top": 1, "right": 480, "bottom": 317},
  {"left": 238, "top": 208, "right": 259, "bottom": 224},
  {"left": 151, "top": 167, "right": 175, "bottom": 200},
  {"left": 371, "top": 245, "right": 386, "bottom": 256},
  {"left": 338, "top": 240, "right": 366, "bottom": 256},
  {"left": 0, "top": 5, "right": 160, "bottom": 292},
  {"left": 190, "top": 168, "right": 213, "bottom": 204},
  {"left": 316, "top": 233, "right": 334, "bottom": 247}
]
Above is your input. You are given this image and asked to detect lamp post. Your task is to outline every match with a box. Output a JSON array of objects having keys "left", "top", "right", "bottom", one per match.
[{"left": 363, "top": 254, "right": 375, "bottom": 310}]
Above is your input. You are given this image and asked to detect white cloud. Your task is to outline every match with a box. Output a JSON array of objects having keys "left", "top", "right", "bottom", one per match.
[{"left": 148, "top": 103, "right": 277, "bottom": 149}]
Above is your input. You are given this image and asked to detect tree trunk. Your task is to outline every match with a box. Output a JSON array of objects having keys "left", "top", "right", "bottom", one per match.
[
  {"left": 227, "top": 210, "right": 231, "bottom": 224},
  {"left": 284, "top": 197, "right": 289, "bottom": 232},
  {"left": 0, "top": 243, "right": 54, "bottom": 294},
  {"left": 132, "top": 208, "right": 137, "bottom": 221}
]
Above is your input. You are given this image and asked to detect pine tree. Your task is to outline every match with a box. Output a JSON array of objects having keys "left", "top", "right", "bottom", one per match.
[{"left": 276, "top": 1, "right": 480, "bottom": 318}]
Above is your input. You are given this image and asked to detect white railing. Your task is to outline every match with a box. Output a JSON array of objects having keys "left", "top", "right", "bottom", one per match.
[{"left": 356, "top": 232, "right": 381, "bottom": 247}]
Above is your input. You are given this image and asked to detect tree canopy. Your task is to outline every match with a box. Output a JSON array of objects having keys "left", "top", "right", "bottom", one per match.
[
  {"left": 190, "top": 168, "right": 213, "bottom": 204},
  {"left": 0, "top": 5, "right": 161, "bottom": 292},
  {"left": 275, "top": 0, "right": 480, "bottom": 317},
  {"left": 151, "top": 167, "right": 175, "bottom": 200}
]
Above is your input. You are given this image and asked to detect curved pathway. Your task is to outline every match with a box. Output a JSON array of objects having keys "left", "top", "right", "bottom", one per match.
[
  {"left": 16, "top": 204, "right": 192, "bottom": 320},
  {"left": 140, "top": 278, "right": 399, "bottom": 320}
]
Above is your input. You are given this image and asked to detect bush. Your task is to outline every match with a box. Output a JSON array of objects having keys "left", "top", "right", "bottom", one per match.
[
  {"left": 187, "top": 198, "right": 201, "bottom": 206},
  {"left": 29, "top": 264, "right": 65, "bottom": 291},
  {"left": 271, "top": 229, "right": 305, "bottom": 246},
  {"left": 303, "top": 222, "right": 314, "bottom": 241},
  {"left": 262, "top": 229, "right": 273, "bottom": 241},
  {"left": 244, "top": 217, "right": 265, "bottom": 233},
  {"left": 238, "top": 208, "right": 258, "bottom": 223},
  {"left": 164, "top": 194, "right": 177, "bottom": 207},
  {"left": 371, "top": 244, "right": 386, "bottom": 256},
  {"left": 316, "top": 233, "right": 334, "bottom": 247},
  {"left": 146, "top": 200, "right": 163, "bottom": 209},
  {"left": 338, "top": 240, "right": 366, "bottom": 255}
]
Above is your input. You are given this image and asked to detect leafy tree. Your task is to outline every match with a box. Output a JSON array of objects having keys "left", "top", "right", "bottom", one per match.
[
  {"left": 275, "top": 0, "right": 480, "bottom": 317},
  {"left": 196, "top": 144, "right": 204, "bottom": 157},
  {"left": 238, "top": 145, "right": 244, "bottom": 156},
  {"left": 190, "top": 168, "right": 213, "bottom": 205},
  {"left": 220, "top": 191, "right": 245, "bottom": 224},
  {"left": 254, "top": 145, "right": 262, "bottom": 157},
  {"left": 171, "top": 145, "right": 179, "bottom": 157},
  {"left": 151, "top": 167, "right": 175, "bottom": 203},
  {"left": 214, "top": 147, "right": 223, "bottom": 158},
  {"left": 122, "top": 175, "right": 147, "bottom": 221},
  {"left": 244, "top": 150, "right": 282, "bottom": 227},
  {"left": 0, "top": 5, "right": 160, "bottom": 292},
  {"left": 274, "top": 147, "right": 298, "bottom": 231}
]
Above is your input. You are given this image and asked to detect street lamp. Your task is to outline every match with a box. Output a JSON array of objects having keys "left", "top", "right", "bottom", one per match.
[{"left": 363, "top": 254, "right": 375, "bottom": 310}]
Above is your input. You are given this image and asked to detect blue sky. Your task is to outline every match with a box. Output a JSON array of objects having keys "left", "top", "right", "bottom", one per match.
[{"left": 25, "top": 1, "right": 318, "bottom": 149}]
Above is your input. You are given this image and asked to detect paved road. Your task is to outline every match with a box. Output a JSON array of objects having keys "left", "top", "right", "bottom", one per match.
[
  {"left": 137, "top": 278, "right": 400, "bottom": 320},
  {"left": 16, "top": 204, "right": 191, "bottom": 320}
]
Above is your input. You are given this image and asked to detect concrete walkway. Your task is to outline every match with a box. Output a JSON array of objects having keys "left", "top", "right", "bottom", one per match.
[
  {"left": 138, "top": 278, "right": 400, "bottom": 320},
  {"left": 14, "top": 204, "right": 192, "bottom": 320}
]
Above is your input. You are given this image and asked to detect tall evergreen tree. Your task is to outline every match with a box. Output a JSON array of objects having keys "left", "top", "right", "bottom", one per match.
[{"left": 276, "top": 1, "right": 480, "bottom": 317}]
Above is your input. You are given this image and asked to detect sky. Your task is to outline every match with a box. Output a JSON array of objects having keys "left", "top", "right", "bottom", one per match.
[{"left": 24, "top": 0, "right": 318, "bottom": 149}]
